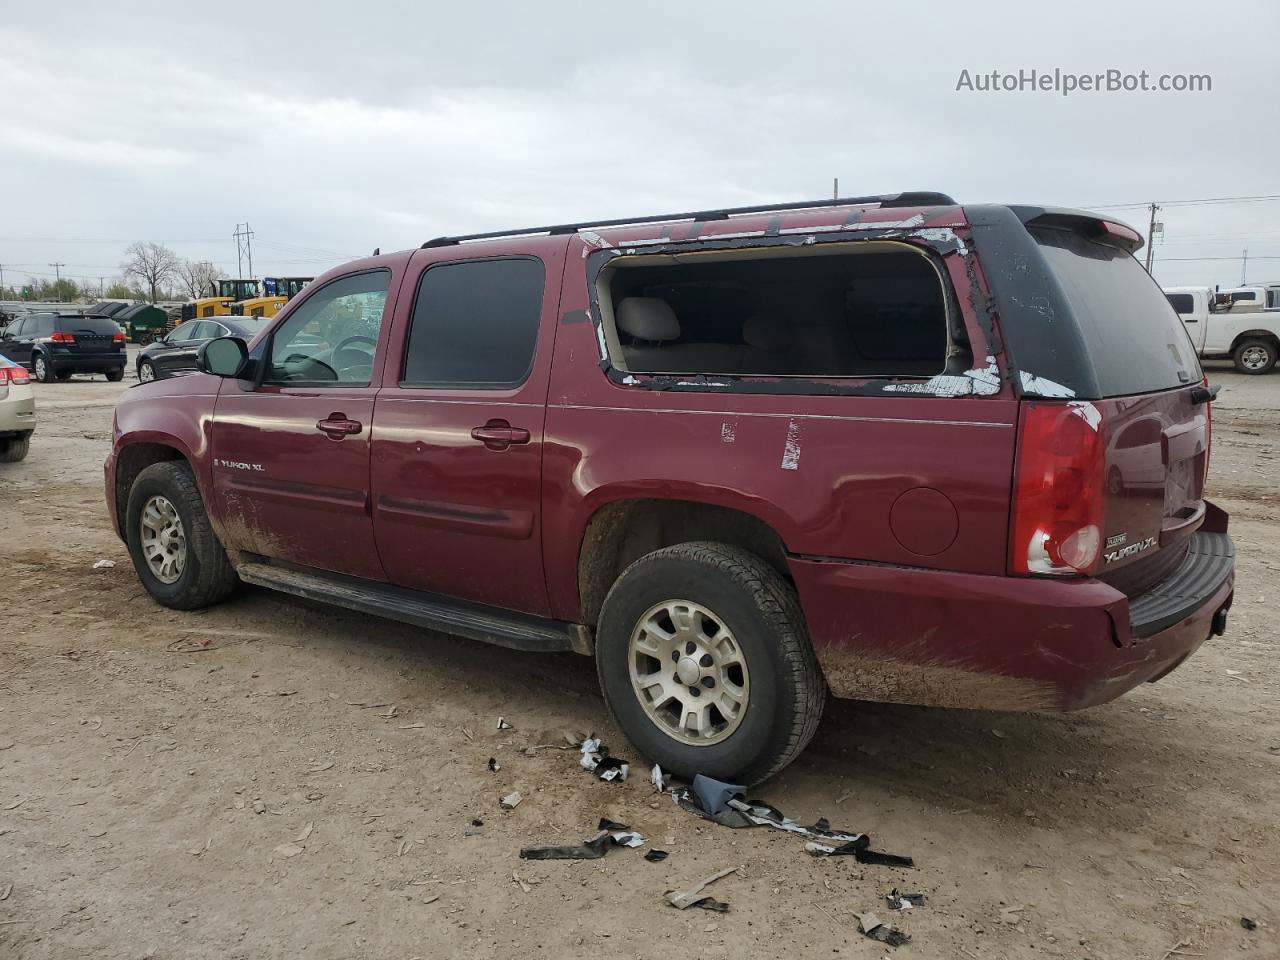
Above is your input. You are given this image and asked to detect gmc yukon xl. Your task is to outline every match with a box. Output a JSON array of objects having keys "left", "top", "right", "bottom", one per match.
[{"left": 105, "top": 192, "right": 1235, "bottom": 783}]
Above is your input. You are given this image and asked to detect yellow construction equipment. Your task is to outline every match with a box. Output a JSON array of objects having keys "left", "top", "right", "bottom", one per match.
[
  {"left": 181, "top": 278, "right": 262, "bottom": 321},
  {"left": 230, "top": 277, "right": 313, "bottom": 318}
]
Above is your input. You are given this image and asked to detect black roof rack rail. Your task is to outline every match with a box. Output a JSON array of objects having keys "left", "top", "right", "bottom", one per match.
[{"left": 420, "top": 191, "right": 955, "bottom": 248}]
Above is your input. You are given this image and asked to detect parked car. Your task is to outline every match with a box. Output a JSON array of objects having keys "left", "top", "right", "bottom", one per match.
[
  {"left": 136, "top": 316, "right": 274, "bottom": 381},
  {"left": 105, "top": 193, "right": 1234, "bottom": 783},
  {"left": 0, "top": 313, "right": 126, "bottom": 382},
  {"left": 1164, "top": 285, "right": 1280, "bottom": 374},
  {"left": 0, "top": 354, "right": 35, "bottom": 461}
]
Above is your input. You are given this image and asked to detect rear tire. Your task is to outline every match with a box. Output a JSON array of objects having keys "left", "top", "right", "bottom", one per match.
[
  {"left": 596, "top": 542, "right": 825, "bottom": 785},
  {"left": 106, "top": 367, "right": 125, "bottom": 382},
  {"left": 125, "top": 461, "right": 238, "bottom": 609},
  {"left": 1233, "top": 338, "right": 1277, "bottom": 375},
  {"left": 56, "top": 369, "right": 73, "bottom": 381},
  {"left": 0, "top": 433, "right": 31, "bottom": 463},
  {"left": 33, "top": 354, "right": 55, "bottom": 383}
]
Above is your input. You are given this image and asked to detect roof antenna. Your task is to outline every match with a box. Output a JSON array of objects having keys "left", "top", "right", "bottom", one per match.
[{"left": 372, "top": 247, "right": 380, "bottom": 256}]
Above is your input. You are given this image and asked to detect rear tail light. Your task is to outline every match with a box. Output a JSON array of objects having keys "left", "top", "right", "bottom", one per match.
[
  {"left": 1011, "top": 402, "right": 1105, "bottom": 576},
  {"left": 49, "top": 332, "right": 75, "bottom": 343},
  {"left": 0, "top": 365, "right": 31, "bottom": 384},
  {"left": 112, "top": 332, "right": 126, "bottom": 344},
  {"left": 1203, "top": 376, "right": 1213, "bottom": 486}
]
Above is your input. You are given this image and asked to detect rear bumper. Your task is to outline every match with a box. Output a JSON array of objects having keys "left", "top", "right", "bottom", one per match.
[
  {"left": 47, "top": 350, "right": 126, "bottom": 371},
  {"left": 0, "top": 390, "right": 37, "bottom": 434},
  {"left": 791, "top": 524, "right": 1234, "bottom": 713}
]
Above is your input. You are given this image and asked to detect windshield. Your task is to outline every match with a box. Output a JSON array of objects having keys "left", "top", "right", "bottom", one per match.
[{"left": 1032, "top": 228, "right": 1200, "bottom": 396}]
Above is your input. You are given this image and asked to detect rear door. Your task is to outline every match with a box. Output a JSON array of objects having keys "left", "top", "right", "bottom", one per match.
[
  {"left": 210, "top": 267, "right": 400, "bottom": 580},
  {"left": 59, "top": 316, "right": 123, "bottom": 361},
  {"left": 1031, "top": 227, "right": 1207, "bottom": 590},
  {"left": 369, "top": 244, "right": 565, "bottom": 616}
]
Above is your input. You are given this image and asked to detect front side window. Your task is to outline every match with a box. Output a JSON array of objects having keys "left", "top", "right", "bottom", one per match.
[
  {"left": 267, "top": 270, "right": 389, "bottom": 385},
  {"left": 402, "top": 258, "right": 544, "bottom": 387}
]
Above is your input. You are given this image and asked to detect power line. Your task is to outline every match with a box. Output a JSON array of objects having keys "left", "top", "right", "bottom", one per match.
[{"left": 1076, "top": 193, "right": 1280, "bottom": 210}]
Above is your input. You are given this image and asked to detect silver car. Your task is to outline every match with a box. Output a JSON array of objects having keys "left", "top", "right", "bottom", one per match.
[{"left": 0, "top": 353, "right": 35, "bottom": 462}]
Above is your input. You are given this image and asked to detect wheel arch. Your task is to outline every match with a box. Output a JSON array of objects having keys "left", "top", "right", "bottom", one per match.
[
  {"left": 112, "top": 439, "right": 192, "bottom": 539},
  {"left": 574, "top": 495, "right": 791, "bottom": 628},
  {"left": 1230, "top": 330, "right": 1280, "bottom": 352}
]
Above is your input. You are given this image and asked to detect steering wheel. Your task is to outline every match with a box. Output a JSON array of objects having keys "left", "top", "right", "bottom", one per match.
[{"left": 331, "top": 334, "right": 377, "bottom": 377}]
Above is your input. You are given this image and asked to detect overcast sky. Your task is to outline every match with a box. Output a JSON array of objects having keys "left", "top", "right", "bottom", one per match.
[{"left": 2, "top": 0, "right": 1277, "bottom": 292}]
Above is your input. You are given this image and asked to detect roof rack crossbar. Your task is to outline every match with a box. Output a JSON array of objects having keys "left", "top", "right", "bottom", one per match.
[{"left": 420, "top": 191, "right": 955, "bottom": 248}]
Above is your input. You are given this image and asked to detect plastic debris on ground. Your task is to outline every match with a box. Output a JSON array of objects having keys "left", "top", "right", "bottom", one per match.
[
  {"left": 886, "top": 889, "right": 925, "bottom": 910},
  {"left": 650, "top": 764, "right": 666, "bottom": 792},
  {"left": 499, "top": 791, "right": 522, "bottom": 810},
  {"left": 519, "top": 818, "right": 647, "bottom": 860},
  {"left": 496, "top": 717, "right": 513, "bottom": 730},
  {"left": 663, "top": 866, "right": 738, "bottom": 910},
  {"left": 92, "top": 559, "right": 116, "bottom": 569},
  {"left": 487, "top": 757, "right": 500, "bottom": 772},
  {"left": 672, "top": 774, "right": 913, "bottom": 867},
  {"left": 579, "top": 736, "right": 629, "bottom": 782},
  {"left": 858, "top": 912, "right": 910, "bottom": 947},
  {"left": 1241, "top": 917, "right": 1257, "bottom": 931},
  {"left": 644, "top": 849, "right": 669, "bottom": 862}
]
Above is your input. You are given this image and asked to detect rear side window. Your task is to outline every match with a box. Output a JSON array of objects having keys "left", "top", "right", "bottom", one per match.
[
  {"left": 402, "top": 258, "right": 544, "bottom": 387},
  {"left": 1032, "top": 228, "right": 1199, "bottom": 396},
  {"left": 1166, "top": 293, "right": 1194, "bottom": 314},
  {"left": 57, "top": 316, "right": 120, "bottom": 335}
]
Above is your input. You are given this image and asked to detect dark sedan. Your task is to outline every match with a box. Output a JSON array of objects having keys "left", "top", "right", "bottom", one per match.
[{"left": 136, "top": 316, "right": 273, "bottom": 381}]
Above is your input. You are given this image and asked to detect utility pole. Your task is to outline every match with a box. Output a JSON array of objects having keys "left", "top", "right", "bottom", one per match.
[
  {"left": 1241, "top": 248, "right": 1249, "bottom": 284},
  {"left": 49, "top": 262, "right": 66, "bottom": 284},
  {"left": 0, "top": 263, "right": 5, "bottom": 295},
  {"left": 1143, "top": 203, "right": 1160, "bottom": 273},
  {"left": 98, "top": 276, "right": 106, "bottom": 298},
  {"left": 233, "top": 222, "right": 255, "bottom": 279},
  {"left": 833, "top": 177, "right": 839, "bottom": 200}
]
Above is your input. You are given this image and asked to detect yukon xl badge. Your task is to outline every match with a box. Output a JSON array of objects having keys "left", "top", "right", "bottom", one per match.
[{"left": 1104, "top": 535, "right": 1157, "bottom": 564}]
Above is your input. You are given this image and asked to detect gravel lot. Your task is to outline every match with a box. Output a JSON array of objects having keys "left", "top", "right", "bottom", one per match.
[{"left": 1, "top": 358, "right": 1276, "bottom": 959}]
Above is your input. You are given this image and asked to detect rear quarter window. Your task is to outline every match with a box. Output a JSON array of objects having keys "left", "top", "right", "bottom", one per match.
[{"left": 1032, "top": 228, "right": 1200, "bottom": 396}]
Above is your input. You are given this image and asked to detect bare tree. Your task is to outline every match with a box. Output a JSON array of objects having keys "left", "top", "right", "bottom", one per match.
[
  {"left": 176, "top": 259, "right": 224, "bottom": 300},
  {"left": 121, "top": 242, "right": 180, "bottom": 303}
]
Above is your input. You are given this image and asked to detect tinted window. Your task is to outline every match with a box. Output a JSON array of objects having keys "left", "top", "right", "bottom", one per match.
[
  {"left": 403, "top": 258, "right": 544, "bottom": 387},
  {"left": 268, "top": 270, "right": 389, "bottom": 384},
  {"left": 1165, "top": 293, "right": 1194, "bottom": 315},
  {"left": 56, "top": 316, "right": 120, "bottom": 335},
  {"left": 34, "top": 316, "right": 55, "bottom": 336},
  {"left": 1033, "top": 228, "right": 1199, "bottom": 396},
  {"left": 1231, "top": 291, "right": 1257, "bottom": 302},
  {"left": 5, "top": 319, "right": 24, "bottom": 336}
]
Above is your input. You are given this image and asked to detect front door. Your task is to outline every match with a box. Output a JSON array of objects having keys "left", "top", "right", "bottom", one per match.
[
  {"left": 210, "top": 268, "right": 398, "bottom": 580},
  {"left": 370, "top": 246, "right": 565, "bottom": 615}
]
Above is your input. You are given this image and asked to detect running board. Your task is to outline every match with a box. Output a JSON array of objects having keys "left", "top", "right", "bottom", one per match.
[{"left": 236, "top": 561, "right": 592, "bottom": 655}]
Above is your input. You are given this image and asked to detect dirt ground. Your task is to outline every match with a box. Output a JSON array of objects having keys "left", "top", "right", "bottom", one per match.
[{"left": 1, "top": 356, "right": 1276, "bottom": 960}]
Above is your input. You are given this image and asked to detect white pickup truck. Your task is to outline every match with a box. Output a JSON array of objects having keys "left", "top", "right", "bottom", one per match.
[{"left": 1164, "top": 285, "right": 1280, "bottom": 374}]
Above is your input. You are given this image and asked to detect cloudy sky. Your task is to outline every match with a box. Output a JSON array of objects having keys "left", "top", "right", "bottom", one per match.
[{"left": 2, "top": 0, "right": 1277, "bottom": 291}]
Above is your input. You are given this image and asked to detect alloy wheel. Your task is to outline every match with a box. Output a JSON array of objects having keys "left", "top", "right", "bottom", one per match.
[
  {"left": 628, "top": 599, "right": 750, "bottom": 746},
  {"left": 139, "top": 495, "right": 187, "bottom": 584}
]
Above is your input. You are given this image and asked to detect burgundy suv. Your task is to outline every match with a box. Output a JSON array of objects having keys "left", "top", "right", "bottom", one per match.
[{"left": 105, "top": 193, "right": 1234, "bottom": 783}]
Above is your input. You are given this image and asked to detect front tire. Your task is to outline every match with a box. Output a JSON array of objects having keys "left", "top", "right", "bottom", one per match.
[
  {"left": 125, "top": 461, "right": 238, "bottom": 609},
  {"left": 138, "top": 360, "right": 157, "bottom": 383},
  {"left": 33, "top": 354, "right": 55, "bottom": 383},
  {"left": 1233, "top": 338, "right": 1277, "bottom": 375},
  {"left": 596, "top": 542, "right": 825, "bottom": 785}
]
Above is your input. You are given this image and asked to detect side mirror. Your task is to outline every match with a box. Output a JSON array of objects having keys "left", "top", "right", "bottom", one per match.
[{"left": 197, "top": 336, "right": 248, "bottom": 377}]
